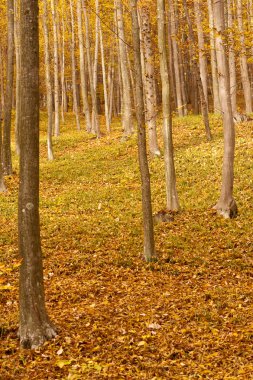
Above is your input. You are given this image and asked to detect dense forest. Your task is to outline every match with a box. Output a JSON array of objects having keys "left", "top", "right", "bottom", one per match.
[{"left": 0, "top": 0, "right": 253, "bottom": 378}]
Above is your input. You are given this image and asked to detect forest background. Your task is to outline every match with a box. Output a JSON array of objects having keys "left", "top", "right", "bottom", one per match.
[{"left": 0, "top": 0, "right": 253, "bottom": 378}]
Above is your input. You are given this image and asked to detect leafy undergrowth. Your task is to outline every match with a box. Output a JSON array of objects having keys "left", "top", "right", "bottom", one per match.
[{"left": 0, "top": 113, "right": 253, "bottom": 379}]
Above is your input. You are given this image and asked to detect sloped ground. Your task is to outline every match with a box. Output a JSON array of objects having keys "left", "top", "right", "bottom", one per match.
[{"left": 0, "top": 113, "right": 252, "bottom": 379}]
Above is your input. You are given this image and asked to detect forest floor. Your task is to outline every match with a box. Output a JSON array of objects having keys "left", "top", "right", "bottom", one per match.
[{"left": 0, "top": 113, "right": 253, "bottom": 379}]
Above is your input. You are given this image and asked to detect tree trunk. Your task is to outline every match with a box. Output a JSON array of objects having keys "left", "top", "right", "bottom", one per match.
[
  {"left": 130, "top": 0, "right": 156, "bottom": 262},
  {"left": 170, "top": 0, "right": 185, "bottom": 116},
  {"left": 236, "top": 0, "right": 252, "bottom": 113},
  {"left": 194, "top": 0, "right": 209, "bottom": 110},
  {"left": 14, "top": 0, "right": 21, "bottom": 155},
  {"left": 19, "top": 0, "right": 56, "bottom": 348},
  {"left": 183, "top": 0, "right": 212, "bottom": 141},
  {"left": 213, "top": 0, "right": 237, "bottom": 218},
  {"left": 115, "top": 0, "right": 133, "bottom": 136},
  {"left": 51, "top": 0, "right": 60, "bottom": 136},
  {"left": 70, "top": 0, "right": 80, "bottom": 130},
  {"left": 157, "top": 0, "right": 180, "bottom": 211},
  {"left": 99, "top": 23, "right": 110, "bottom": 133},
  {"left": 77, "top": 0, "right": 91, "bottom": 132},
  {"left": 227, "top": 0, "right": 237, "bottom": 114},
  {"left": 83, "top": 0, "right": 100, "bottom": 137},
  {"left": 3, "top": 0, "right": 14, "bottom": 175},
  {"left": 140, "top": 6, "right": 160, "bottom": 156},
  {"left": 42, "top": 0, "right": 54, "bottom": 160},
  {"left": 0, "top": 48, "right": 4, "bottom": 112},
  {"left": 0, "top": 105, "right": 6, "bottom": 191},
  {"left": 207, "top": 0, "right": 221, "bottom": 113}
]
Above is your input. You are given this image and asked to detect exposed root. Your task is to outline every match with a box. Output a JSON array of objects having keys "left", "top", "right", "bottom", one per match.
[
  {"left": 20, "top": 321, "right": 57, "bottom": 349},
  {"left": 213, "top": 198, "right": 238, "bottom": 219}
]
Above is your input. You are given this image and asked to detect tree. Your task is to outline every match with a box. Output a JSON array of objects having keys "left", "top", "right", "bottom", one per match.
[
  {"left": 130, "top": 0, "right": 156, "bottom": 262},
  {"left": 18, "top": 0, "right": 56, "bottom": 348},
  {"left": 213, "top": 0, "right": 237, "bottom": 218},
  {"left": 42, "top": 0, "right": 54, "bottom": 160},
  {"left": 2, "top": 0, "right": 14, "bottom": 175},
  {"left": 157, "top": 0, "right": 180, "bottom": 211},
  {"left": 140, "top": 5, "right": 160, "bottom": 156},
  {"left": 115, "top": 0, "right": 133, "bottom": 137},
  {"left": 0, "top": 103, "right": 6, "bottom": 192}
]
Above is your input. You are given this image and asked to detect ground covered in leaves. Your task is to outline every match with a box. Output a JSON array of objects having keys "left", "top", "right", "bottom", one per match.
[{"left": 0, "top": 113, "right": 253, "bottom": 379}]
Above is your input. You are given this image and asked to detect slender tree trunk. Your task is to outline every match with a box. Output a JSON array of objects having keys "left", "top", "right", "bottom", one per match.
[
  {"left": 236, "top": 0, "right": 252, "bottom": 113},
  {"left": 60, "top": 16, "right": 68, "bottom": 119},
  {"left": 14, "top": 0, "right": 21, "bottom": 155},
  {"left": 19, "top": 0, "right": 56, "bottom": 348},
  {"left": 83, "top": 0, "right": 100, "bottom": 136},
  {"left": 0, "top": 48, "right": 4, "bottom": 112},
  {"left": 130, "top": 0, "right": 156, "bottom": 262},
  {"left": 227, "top": 0, "right": 237, "bottom": 114},
  {"left": 157, "top": 0, "right": 180, "bottom": 211},
  {"left": 207, "top": 0, "right": 221, "bottom": 113},
  {"left": 170, "top": 0, "right": 185, "bottom": 116},
  {"left": 115, "top": 0, "right": 133, "bottom": 136},
  {"left": 51, "top": 0, "right": 60, "bottom": 136},
  {"left": 213, "top": 0, "right": 237, "bottom": 218},
  {"left": 183, "top": 0, "right": 212, "bottom": 141},
  {"left": 77, "top": 0, "right": 91, "bottom": 132},
  {"left": 3, "top": 0, "right": 14, "bottom": 175},
  {"left": 194, "top": 0, "right": 209, "bottom": 109},
  {"left": 99, "top": 24, "right": 110, "bottom": 133},
  {"left": 42, "top": 0, "right": 54, "bottom": 160},
  {"left": 70, "top": 0, "right": 80, "bottom": 130},
  {"left": 0, "top": 105, "right": 6, "bottom": 191},
  {"left": 140, "top": 6, "right": 160, "bottom": 156}
]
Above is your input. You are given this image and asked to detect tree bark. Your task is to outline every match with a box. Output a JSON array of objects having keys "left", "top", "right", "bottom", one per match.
[
  {"left": 14, "top": 0, "right": 21, "bottom": 155},
  {"left": 227, "top": 0, "right": 237, "bottom": 114},
  {"left": 183, "top": 0, "right": 212, "bottom": 141},
  {"left": 0, "top": 104, "right": 6, "bottom": 191},
  {"left": 70, "top": 0, "right": 80, "bottom": 130},
  {"left": 207, "top": 0, "right": 221, "bottom": 113},
  {"left": 115, "top": 0, "right": 133, "bottom": 136},
  {"left": 140, "top": 6, "right": 160, "bottom": 156},
  {"left": 42, "top": 0, "right": 54, "bottom": 160},
  {"left": 3, "top": 0, "right": 14, "bottom": 175},
  {"left": 157, "top": 0, "right": 180, "bottom": 211},
  {"left": 213, "top": 0, "right": 238, "bottom": 218},
  {"left": 236, "top": 0, "right": 252, "bottom": 113},
  {"left": 77, "top": 0, "right": 91, "bottom": 132},
  {"left": 83, "top": 0, "right": 100, "bottom": 137},
  {"left": 130, "top": 0, "right": 156, "bottom": 262},
  {"left": 51, "top": 0, "right": 60, "bottom": 136},
  {"left": 19, "top": 0, "right": 56, "bottom": 348}
]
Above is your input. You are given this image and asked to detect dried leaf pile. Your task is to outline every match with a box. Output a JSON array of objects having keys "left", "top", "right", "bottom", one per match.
[{"left": 0, "top": 114, "right": 253, "bottom": 379}]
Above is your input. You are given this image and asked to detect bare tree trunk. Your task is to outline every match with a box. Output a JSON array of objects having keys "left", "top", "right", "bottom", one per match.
[
  {"left": 115, "top": 0, "right": 133, "bottom": 136},
  {"left": 51, "top": 0, "right": 60, "bottom": 136},
  {"left": 236, "top": 0, "right": 252, "bottom": 113},
  {"left": 3, "top": 0, "right": 14, "bottom": 175},
  {"left": 0, "top": 48, "right": 4, "bottom": 112},
  {"left": 170, "top": 0, "right": 185, "bottom": 116},
  {"left": 140, "top": 6, "right": 160, "bottom": 156},
  {"left": 42, "top": 0, "right": 54, "bottom": 160},
  {"left": 19, "top": 0, "right": 56, "bottom": 348},
  {"left": 213, "top": 0, "right": 237, "bottom": 218},
  {"left": 77, "top": 0, "right": 91, "bottom": 132},
  {"left": 70, "top": 0, "right": 80, "bottom": 130},
  {"left": 227, "top": 0, "right": 237, "bottom": 114},
  {"left": 83, "top": 0, "right": 100, "bottom": 137},
  {"left": 194, "top": 0, "right": 209, "bottom": 110},
  {"left": 0, "top": 105, "right": 6, "bottom": 191},
  {"left": 157, "top": 0, "right": 180, "bottom": 211},
  {"left": 14, "top": 0, "right": 21, "bottom": 155},
  {"left": 130, "top": 0, "right": 156, "bottom": 262},
  {"left": 207, "top": 0, "right": 221, "bottom": 113},
  {"left": 99, "top": 24, "right": 110, "bottom": 133},
  {"left": 60, "top": 16, "right": 67, "bottom": 120},
  {"left": 183, "top": 0, "right": 212, "bottom": 141}
]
